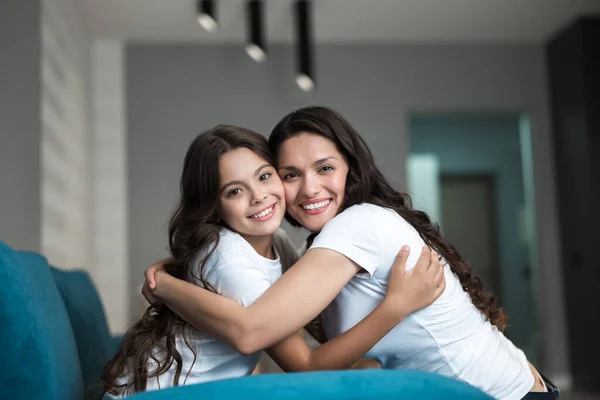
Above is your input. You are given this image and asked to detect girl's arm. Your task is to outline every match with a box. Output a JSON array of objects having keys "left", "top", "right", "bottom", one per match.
[{"left": 150, "top": 246, "right": 442, "bottom": 356}]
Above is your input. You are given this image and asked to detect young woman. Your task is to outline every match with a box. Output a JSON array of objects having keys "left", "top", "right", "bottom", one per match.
[
  {"left": 101, "top": 125, "right": 444, "bottom": 397},
  {"left": 144, "top": 107, "right": 558, "bottom": 400}
]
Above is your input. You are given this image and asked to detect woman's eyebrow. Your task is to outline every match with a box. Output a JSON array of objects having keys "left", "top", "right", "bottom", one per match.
[
  {"left": 279, "top": 156, "right": 340, "bottom": 171},
  {"left": 312, "top": 156, "right": 339, "bottom": 166}
]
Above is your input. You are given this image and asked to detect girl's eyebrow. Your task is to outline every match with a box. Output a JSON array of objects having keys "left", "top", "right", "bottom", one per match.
[
  {"left": 220, "top": 163, "right": 272, "bottom": 193},
  {"left": 253, "top": 163, "right": 273, "bottom": 176}
]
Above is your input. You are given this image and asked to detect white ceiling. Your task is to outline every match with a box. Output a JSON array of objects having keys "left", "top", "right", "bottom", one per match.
[{"left": 79, "top": 0, "right": 600, "bottom": 44}]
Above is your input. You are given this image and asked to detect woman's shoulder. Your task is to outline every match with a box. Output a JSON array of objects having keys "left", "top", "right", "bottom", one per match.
[
  {"left": 318, "top": 203, "right": 416, "bottom": 243},
  {"left": 315, "top": 203, "right": 386, "bottom": 242},
  {"left": 340, "top": 203, "right": 395, "bottom": 217},
  {"left": 324, "top": 203, "right": 396, "bottom": 228}
]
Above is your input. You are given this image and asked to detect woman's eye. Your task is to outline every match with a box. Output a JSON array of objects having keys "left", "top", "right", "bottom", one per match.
[
  {"left": 228, "top": 188, "right": 242, "bottom": 197},
  {"left": 259, "top": 173, "right": 271, "bottom": 181},
  {"left": 282, "top": 172, "right": 298, "bottom": 180},
  {"left": 320, "top": 165, "right": 334, "bottom": 172}
]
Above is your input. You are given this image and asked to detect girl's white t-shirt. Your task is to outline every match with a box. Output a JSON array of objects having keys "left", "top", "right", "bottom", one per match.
[
  {"left": 310, "top": 203, "right": 534, "bottom": 400},
  {"left": 113, "top": 228, "right": 299, "bottom": 397}
]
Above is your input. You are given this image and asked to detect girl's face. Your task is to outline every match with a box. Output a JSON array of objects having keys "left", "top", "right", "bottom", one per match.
[
  {"left": 277, "top": 133, "right": 349, "bottom": 233},
  {"left": 218, "top": 148, "right": 285, "bottom": 240}
]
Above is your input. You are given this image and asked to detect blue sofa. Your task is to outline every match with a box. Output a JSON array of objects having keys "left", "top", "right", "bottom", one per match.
[
  {"left": 0, "top": 240, "right": 493, "bottom": 400},
  {"left": 0, "top": 240, "right": 122, "bottom": 399}
]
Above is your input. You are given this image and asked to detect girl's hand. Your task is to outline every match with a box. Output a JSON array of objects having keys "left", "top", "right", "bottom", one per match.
[
  {"left": 140, "top": 258, "right": 169, "bottom": 305},
  {"left": 384, "top": 245, "right": 446, "bottom": 319}
]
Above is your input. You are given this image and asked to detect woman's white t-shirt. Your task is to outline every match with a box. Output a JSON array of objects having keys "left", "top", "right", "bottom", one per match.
[
  {"left": 310, "top": 203, "right": 534, "bottom": 400},
  {"left": 114, "top": 228, "right": 299, "bottom": 397}
]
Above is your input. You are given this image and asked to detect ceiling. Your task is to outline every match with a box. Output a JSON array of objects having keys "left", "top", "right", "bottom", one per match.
[{"left": 79, "top": 0, "right": 600, "bottom": 44}]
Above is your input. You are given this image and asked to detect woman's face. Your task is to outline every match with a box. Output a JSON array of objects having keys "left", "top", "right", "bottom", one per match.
[
  {"left": 218, "top": 147, "right": 285, "bottom": 240},
  {"left": 276, "top": 133, "right": 349, "bottom": 233}
]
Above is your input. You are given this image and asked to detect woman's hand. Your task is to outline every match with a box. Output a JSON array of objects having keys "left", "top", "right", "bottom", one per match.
[
  {"left": 141, "top": 258, "right": 170, "bottom": 305},
  {"left": 384, "top": 245, "right": 446, "bottom": 319}
]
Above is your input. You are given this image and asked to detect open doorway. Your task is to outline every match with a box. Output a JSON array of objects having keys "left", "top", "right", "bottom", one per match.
[{"left": 440, "top": 174, "right": 501, "bottom": 301}]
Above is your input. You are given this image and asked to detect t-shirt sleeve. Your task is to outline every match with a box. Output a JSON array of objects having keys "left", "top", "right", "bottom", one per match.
[
  {"left": 205, "top": 257, "right": 273, "bottom": 307},
  {"left": 309, "top": 205, "right": 383, "bottom": 277}
]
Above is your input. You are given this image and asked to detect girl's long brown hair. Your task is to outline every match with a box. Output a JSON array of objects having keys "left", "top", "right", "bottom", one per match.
[
  {"left": 99, "top": 125, "right": 275, "bottom": 397},
  {"left": 269, "top": 107, "right": 508, "bottom": 336}
]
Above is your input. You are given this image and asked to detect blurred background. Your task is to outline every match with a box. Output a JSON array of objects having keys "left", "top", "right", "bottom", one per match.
[{"left": 1, "top": 0, "right": 599, "bottom": 398}]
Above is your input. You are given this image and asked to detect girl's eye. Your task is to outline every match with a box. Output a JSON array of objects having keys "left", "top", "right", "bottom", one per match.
[
  {"left": 319, "top": 165, "right": 334, "bottom": 172},
  {"left": 259, "top": 173, "right": 271, "bottom": 181},
  {"left": 228, "top": 188, "right": 242, "bottom": 197},
  {"left": 282, "top": 172, "right": 298, "bottom": 181}
]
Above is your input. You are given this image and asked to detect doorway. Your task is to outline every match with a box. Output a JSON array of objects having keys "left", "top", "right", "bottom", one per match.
[{"left": 440, "top": 174, "right": 501, "bottom": 300}]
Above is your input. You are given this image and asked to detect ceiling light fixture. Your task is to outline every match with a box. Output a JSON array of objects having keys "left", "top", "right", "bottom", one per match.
[
  {"left": 245, "top": 0, "right": 266, "bottom": 62},
  {"left": 196, "top": 0, "right": 218, "bottom": 32},
  {"left": 295, "top": 0, "right": 315, "bottom": 91}
]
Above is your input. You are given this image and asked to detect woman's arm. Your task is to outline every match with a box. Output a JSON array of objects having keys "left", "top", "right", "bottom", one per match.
[
  {"left": 266, "top": 247, "right": 445, "bottom": 372},
  {"left": 150, "top": 246, "right": 441, "bottom": 355},
  {"left": 152, "top": 247, "right": 359, "bottom": 354}
]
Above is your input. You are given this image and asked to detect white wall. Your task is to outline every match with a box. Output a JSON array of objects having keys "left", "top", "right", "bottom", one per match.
[
  {"left": 40, "top": 0, "right": 92, "bottom": 270},
  {"left": 91, "top": 40, "right": 129, "bottom": 333}
]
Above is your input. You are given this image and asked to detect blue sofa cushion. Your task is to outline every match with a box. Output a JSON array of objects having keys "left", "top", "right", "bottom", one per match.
[
  {"left": 0, "top": 243, "right": 84, "bottom": 400},
  {"left": 51, "top": 267, "right": 121, "bottom": 396},
  {"left": 127, "top": 369, "right": 493, "bottom": 400}
]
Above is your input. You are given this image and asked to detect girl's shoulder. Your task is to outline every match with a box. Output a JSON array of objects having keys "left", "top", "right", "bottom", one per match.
[
  {"left": 216, "top": 228, "right": 245, "bottom": 249},
  {"left": 194, "top": 229, "right": 247, "bottom": 278}
]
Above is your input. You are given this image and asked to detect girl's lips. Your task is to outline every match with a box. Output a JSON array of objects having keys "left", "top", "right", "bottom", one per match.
[{"left": 249, "top": 203, "right": 277, "bottom": 221}]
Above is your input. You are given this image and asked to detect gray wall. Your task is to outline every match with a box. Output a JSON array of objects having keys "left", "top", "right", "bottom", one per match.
[
  {"left": 0, "top": 1, "right": 41, "bottom": 252},
  {"left": 127, "top": 43, "right": 568, "bottom": 377},
  {"left": 410, "top": 114, "right": 534, "bottom": 357}
]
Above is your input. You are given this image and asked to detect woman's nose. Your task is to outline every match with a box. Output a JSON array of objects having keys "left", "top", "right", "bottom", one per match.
[{"left": 300, "top": 173, "right": 320, "bottom": 198}]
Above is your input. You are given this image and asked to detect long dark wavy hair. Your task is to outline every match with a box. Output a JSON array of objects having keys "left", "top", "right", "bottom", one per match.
[
  {"left": 268, "top": 106, "right": 508, "bottom": 332},
  {"left": 100, "top": 125, "right": 275, "bottom": 397}
]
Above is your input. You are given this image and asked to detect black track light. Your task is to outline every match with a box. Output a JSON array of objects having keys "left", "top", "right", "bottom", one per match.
[
  {"left": 196, "top": 0, "right": 218, "bottom": 32},
  {"left": 295, "top": 0, "right": 314, "bottom": 91},
  {"left": 245, "top": 1, "right": 266, "bottom": 62}
]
